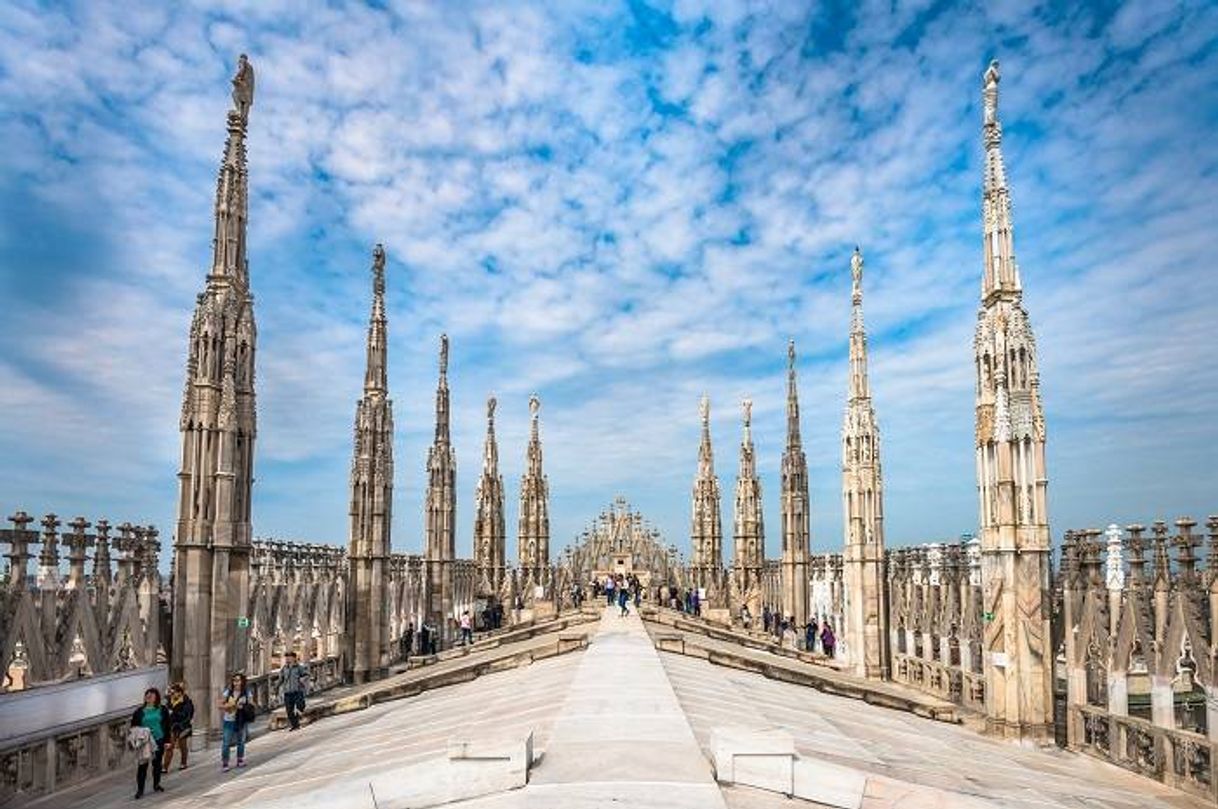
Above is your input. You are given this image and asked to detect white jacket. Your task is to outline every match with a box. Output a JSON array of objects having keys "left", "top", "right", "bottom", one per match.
[{"left": 127, "top": 725, "right": 154, "bottom": 762}]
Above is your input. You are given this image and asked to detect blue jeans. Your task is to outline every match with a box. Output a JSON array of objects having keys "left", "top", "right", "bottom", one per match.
[{"left": 221, "top": 720, "right": 246, "bottom": 765}]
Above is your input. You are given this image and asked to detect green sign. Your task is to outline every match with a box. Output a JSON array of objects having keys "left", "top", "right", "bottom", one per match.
[{"left": 237, "top": 616, "right": 250, "bottom": 629}]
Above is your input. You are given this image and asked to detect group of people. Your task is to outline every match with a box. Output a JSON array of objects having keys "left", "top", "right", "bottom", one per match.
[
  {"left": 125, "top": 652, "right": 311, "bottom": 799},
  {"left": 594, "top": 573, "right": 643, "bottom": 616},
  {"left": 743, "top": 604, "right": 836, "bottom": 656}
]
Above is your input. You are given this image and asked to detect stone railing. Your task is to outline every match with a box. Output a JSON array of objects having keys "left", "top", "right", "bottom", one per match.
[
  {"left": 0, "top": 666, "right": 168, "bottom": 805},
  {"left": 884, "top": 539, "right": 984, "bottom": 713},
  {"left": 1059, "top": 516, "right": 1218, "bottom": 803},
  {"left": 1, "top": 510, "right": 165, "bottom": 693}
]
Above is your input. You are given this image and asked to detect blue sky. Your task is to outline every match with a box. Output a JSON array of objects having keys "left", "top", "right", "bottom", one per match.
[{"left": 1, "top": 1, "right": 1216, "bottom": 561}]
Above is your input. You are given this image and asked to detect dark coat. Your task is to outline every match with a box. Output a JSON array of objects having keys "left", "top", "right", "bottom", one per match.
[{"left": 167, "top": 695, "right": 195, "bottom": 735}]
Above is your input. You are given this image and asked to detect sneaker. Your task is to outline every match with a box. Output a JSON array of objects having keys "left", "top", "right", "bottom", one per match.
[
  {"left": 179, "top": 764, "right": 188, "bottom": 771},
  {"left": 153, "top": 786, "right": 164, "bottom": 793},
  {"left": 236, "top": 759, "right": 246, "bottom": 768},
  {"left": 222, "top": 764, "right": 230, "bottom": 772}
]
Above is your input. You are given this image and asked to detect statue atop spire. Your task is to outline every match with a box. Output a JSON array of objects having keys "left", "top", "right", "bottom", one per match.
[
  {"left": 742, "top": 398, "right": 752, "bottom": 438},
  {"left": 363, "top": 244, "right": 388, "bottom": 395},
  {"left": 347, "top": 242, "right": 394, "bottom": 683},
  {"left": 231, "top": 53, "right": 255, "bottom": 122},
  {"left": 842, "top": 245, "right": 888, "bottom": 679},
  {"left": 518, "top": 394, "right": 550, "bottom": 581},
  {"left": 780, "top": 338, "right": 810, "bottom": 626},
  {"left": 439, "top": 333, "right": 449, "bottom": 378},
  {"left": 983, "top": 59, "right": 1000, "bottom": 127},
  {"left": 691, "top": 394, "right": 723, "bottom": 596},
  {"left": 474, "top": 394, "right": 505, "bottom": 593},
  {"left": 851, "top": 245, "right": 864, "bottom": 305}
]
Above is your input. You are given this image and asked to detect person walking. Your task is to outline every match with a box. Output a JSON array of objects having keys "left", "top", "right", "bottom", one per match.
[
  {"left": 279, "top": 651, "right": 309, "bottom": 732},
  {"left": 762, "top": 605, "right": 772, "bottom": 633},
  {"left": 605, "top": 576, "right": 616, "bottom": 607},
  {"left": 821, "top": 622, "right": 836, "bottom": 658},
  {"left": 741, "top": 604, "right": 752, "bottom": 630},
  {"left": 460, "top": 610, "right": 474, "bottom": 646},
  {"left": 219, "top": 673, "right": 253, "bottom": 771},
  {"left": 617, "top": 583, "right": 630, "bottom": 617},
  {"left": 163, "top": 682, "right": 194, "bottom": 771},
  {"left": 130, "top": 687, "right": 170, "bottom": 798}
]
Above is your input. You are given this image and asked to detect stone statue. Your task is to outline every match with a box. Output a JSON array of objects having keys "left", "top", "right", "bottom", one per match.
[
  {"left": 742, "top": 398, "right": 752, "bottom": 427},
  {"left": 372, "top": 243, "right": 385, "bottom": 296},
  {"left": 487, "top": 395, "right": 497, "bottom": 422},
  {"left": 439, "top": 333, "right": 449, "bottom": 376},
  {"left": 983, "top": 59, "right": 1000, "bottom": 125},
  {"left": 529, "top": 393, "right": 540, "bottom": 419},
  {"left": 851, "top": 246, "right": 864, "bottom": 301},
  {"left": 788, "top": 338, "right": 796, "bottom": 368},
  {"left": 232, "top": 54, "right": 255, "bottom": 120},
  {"left": 700, "top": 394, "right": 710, "bottom": 424}
]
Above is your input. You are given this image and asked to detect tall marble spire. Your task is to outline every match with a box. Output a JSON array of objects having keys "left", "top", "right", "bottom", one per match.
[
  {"left": 347, "top": 243, "right": 394, "bottom": 683},
  {"left": 841, "top": 246, "right": 889, "bottom": 679},
  {"left": 517, "top": 394, "right": 550, "bottom": 583},
  {"left": 973, "top": 60, "right": 1052, "bottom": 742},
  {"left": 732, "top": 398, "right": 764, "bottom": 605},
  {"left": 473, "top": 397, "right": 506, "bottom": 594},
  {"left": 780, "top": 341, "right": 810, "bottom": 628},
  {"left": 424, "top": 334, "right": 456, "bottom": 641},
  {"left": 690, "top": 395, "right": 724, "bottom": 596},
  {"left": 172, "top": 55, "right": 258, "bottom": 737}
]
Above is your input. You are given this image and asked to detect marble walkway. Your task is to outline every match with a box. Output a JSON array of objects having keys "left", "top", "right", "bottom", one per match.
[{"left": 24, "top": 606, "right": 1210, "bottom": 809}]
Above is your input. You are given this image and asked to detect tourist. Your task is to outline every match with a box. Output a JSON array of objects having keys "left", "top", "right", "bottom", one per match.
[
  {"left": 633, "top": 580, "right": 642, "bottom": 609},
  {"left": 130, "top": 686, "right": 170, "bottom": 798},
  {"left": 279, "top": 651, "right": 309, "bottom": 732},
  {"left": 163, "top": 682, "right": 194, "bottom": 771},
  {"left": 418, "top": 622, "right": 431, "bottom": 657},
  {"left": 762, "top": 605, "right": 772, "bottom": 633},
  {"left": 399, "top": 627, "right": 412, "bottom": 663},
  {"left": 683, "top": 589, "right": 692, "bottom": 614},
  {"left": 821, "top": 623, "right": 836, "bottom": 658},
  {"left": 605, "top": 575, "right": 616, "bottom": 606},
  {"left": 740, "top": 604, "right": 752, "bottom": 630},
  {"left": 618, "top": 583, "right": 630, "bottom": 617},
  {"left": 460, "top": 610, "right": 474, "bottom": 645},
  {"left": 805, "top": 619, "right": 819, "bottom": 653},
  {"left": 692, "top": 589, "right": 701, "bottom": 617},
  {"left": 219, "top": 673, "right": 253, "bottom": 771}
]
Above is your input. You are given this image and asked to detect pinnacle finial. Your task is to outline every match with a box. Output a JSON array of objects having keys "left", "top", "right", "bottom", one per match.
[
  {"left": 529, "top": 393, "right": 540, "bottom": 420},
  {"left": 700, "top": 394, "right": 710, "bottom": 425},
  {"left": 439, "top": 333, "right": 449, "bottom": 377},
  {"left": 742, "top": 398, "right": 752, "bottom": 428},
  {"left": 488, "top": 395, "right": 497, "bottom": 423},
  {"left": 231, "top": 54, "right": 255, "bottom": 122},
  {"left": 787, "top": 339, "right": 796, "bottom": 370}
]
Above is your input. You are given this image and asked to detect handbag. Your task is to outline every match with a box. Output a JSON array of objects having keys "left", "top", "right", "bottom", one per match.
[{"left": 238, "top": 700, "right": 257, "bottom": 724}]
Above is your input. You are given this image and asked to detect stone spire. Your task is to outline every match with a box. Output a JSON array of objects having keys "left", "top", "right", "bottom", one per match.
[
  {"left": 780, "top": 341, "right": 810, "bottom": 628},
  {"left": 172, "top": 55, "right": 258, "bottom": 738},
  {"left": 473, "top": 396, "right": 506, "bottom": 595},
  {"left": 518, "top": 394, "right": 550, "bottom": 583},
  {"left": 690, "top": 395, "right": 724, "bottom": 597},
  {"left": 841, "top": 246, "right": 889, "bottom": 679},
  {"left": 973, "top": 60, "right": 1052, "bottom": 742},
  {"left": 981, "top": 59, "right": 1022, "bottom": 303},
  {"left": 347, "top": 243, "right": 394, "bottom": 683},
  {"left": 424, "top": 334, "right": 456, "bottom": 642},
  {"left": 732, "top": 398, "right": 764, "bottom": 606}
]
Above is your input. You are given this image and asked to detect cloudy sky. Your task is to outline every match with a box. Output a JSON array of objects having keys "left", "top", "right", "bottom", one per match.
[{"left": 1, "top": 1, "right": 1216, "bottom": 561}]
